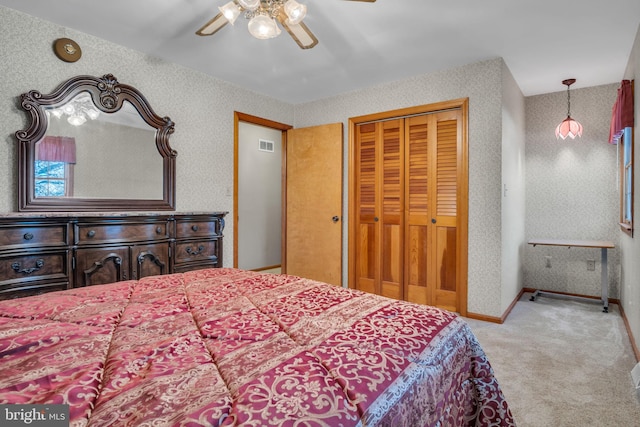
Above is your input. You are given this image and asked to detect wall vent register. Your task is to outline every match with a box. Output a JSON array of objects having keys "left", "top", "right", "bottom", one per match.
[{"left": 259, "top": 139, "right": 275, "bottom": 152}]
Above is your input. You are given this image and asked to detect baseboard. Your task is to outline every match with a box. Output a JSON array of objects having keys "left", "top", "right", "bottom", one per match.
[
  {"left": 618, "top": 302, "right": 640, "bottom": 362},
  {"left": 252, "top": 264, "right": 281, "bottom": 272},
  {"left": 466, "top": 288, "right": 526, "bottom": 324}
]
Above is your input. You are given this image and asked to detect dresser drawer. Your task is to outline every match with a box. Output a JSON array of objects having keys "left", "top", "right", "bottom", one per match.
[
  {"left": 0, "top": 250, "right": 70, "bottom": 286},
  {"left": 174, "top": 239, "right": 220, "bottom": 265},
  {"left": 175, "top": 218, "right": 221, "bottom": 239},
  {"left": 75, "top": 221, "right": 169, "bottom": 245},
  {"left": 0, "top": 223, "right": 68, "bottom": 250}
]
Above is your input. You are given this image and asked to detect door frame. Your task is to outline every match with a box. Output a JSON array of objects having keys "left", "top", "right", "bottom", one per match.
[
  {"left": 347, "top": 98, "right": 469, "bottom": 316},
  {"left": 233, "top": 112, "right": 292, "bottom": 270}
]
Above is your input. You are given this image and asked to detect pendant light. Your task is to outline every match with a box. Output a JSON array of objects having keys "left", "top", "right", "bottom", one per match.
[{"left": 555, "top": 78, "right": 583, "bottom": 140}]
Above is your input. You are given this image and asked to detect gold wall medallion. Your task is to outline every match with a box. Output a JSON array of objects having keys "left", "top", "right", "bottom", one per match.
[{"left": 53, "top": 38, "right": 82, "bottom": 62}]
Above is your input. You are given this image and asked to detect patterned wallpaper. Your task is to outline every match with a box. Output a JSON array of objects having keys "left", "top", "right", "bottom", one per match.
[
  {"left": 524, "top": 83, "right": 620, "bottom": 298},
  {"left": 294, "top": 59, "right": 507, "bottom": 317},
  {"left": 3, "top": 4, "right": 627, "bottom": 319},
  {"left": 0, "top": 6, "right": 294, "bottom": 267}
]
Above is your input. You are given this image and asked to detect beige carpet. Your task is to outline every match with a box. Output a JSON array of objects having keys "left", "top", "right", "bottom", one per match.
[{"left": 465, "top": 293, "right": 640, "bottom": 427}]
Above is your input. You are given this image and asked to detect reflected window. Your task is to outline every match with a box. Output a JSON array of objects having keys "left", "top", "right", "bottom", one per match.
[{"left": 34, "top": 160, "right": 74, "bottom": 197}]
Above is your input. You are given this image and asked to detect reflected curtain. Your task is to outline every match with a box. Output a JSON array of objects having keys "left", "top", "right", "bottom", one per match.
[
  {"left": 36, "top": 136, "right": 77, "bottom": 163},
  {"left": 609, "top": 80, "right": 634, "bottom": 144}
]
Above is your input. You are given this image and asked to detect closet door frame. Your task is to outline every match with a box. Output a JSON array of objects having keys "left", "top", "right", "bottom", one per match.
[{"left": 347, "top": 98, "right": 469, "bottom": 316}]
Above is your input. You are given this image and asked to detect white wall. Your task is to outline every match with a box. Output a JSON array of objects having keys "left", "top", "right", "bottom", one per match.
[
  {"left": 238, "top": 122, "right": 282, "bottom": 270},
  {"left": 524, "top": 84, "right": 620, "bottom": 298},
  {"left": 621, "top": 23, "right": 640, "bottom": 355},
  {"left": 501, "top": 63, "right": 526, "bottom": 312}
]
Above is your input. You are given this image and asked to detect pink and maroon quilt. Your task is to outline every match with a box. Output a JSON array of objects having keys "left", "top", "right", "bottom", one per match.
[{"left": 0, "top": 268, "right": 514, "bottom": 426}]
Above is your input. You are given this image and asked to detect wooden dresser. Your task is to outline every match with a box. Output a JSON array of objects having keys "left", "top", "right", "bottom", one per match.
[{"left": 0, "top": 212, "right": 226, "bottom": 300}]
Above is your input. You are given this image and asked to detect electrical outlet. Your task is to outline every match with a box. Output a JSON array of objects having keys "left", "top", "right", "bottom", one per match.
[
  {"left": 545, "top": 256, "right": 552, "bottom": 268},
  {"left": 587, "top": 259, "right": 595, "bottom": 271}
]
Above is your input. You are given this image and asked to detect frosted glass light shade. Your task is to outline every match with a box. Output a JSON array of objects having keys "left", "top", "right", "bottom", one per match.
[
  {"left": 85, "top": 108, "right": 100, "bottom": 120},
  {"left": 238, "top": 0, "right": 260, "bottom": 11},
  {"left": 284, "top": 0, "right": 307, "bottom": 25},
  {"left": 219, "top": 1, "right": 241, "bottom": 24},
  {"left": 555, "top": 116, "right": 583, "bottom": 140},
  {"left": 68, "top": 114, "right": 86, "bottom": 126},
  {"left": 248, "top": 15, "right": 281, "bottom": 39}
]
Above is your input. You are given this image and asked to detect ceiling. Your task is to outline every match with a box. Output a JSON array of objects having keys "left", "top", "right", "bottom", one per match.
[{"left": 2, "top": 0, "right": 639, "bottom": 104}]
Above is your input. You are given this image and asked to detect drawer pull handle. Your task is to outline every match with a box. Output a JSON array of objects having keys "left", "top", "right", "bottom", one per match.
[
  {"left": 186, "top": 245, "right": 205, "bottom": 256},
  {"left": 156, "top": 226, "right": 163, "bottom": 234},
  {"left": 23, "top": 233, "right": 34, "bottom": 240},
  {"left": 191, "top": 225, "right": 199, "bottom": 232},
  {"left": 12, "top": 259, "right": 44, "bottom": 275},
  {"left": 87, "top": 230, "right": 96, "bottom": 238}
]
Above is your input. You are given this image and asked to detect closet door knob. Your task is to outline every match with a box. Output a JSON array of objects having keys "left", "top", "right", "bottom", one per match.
[
  {"left": 332, "top": 216, "right": 340, "bottom": 223},
  {"left": 374, "top": 217, "right": 379, "bottom": 222},
  {"left": 431, "top": 218, "right": 436, "bottom": 224}
]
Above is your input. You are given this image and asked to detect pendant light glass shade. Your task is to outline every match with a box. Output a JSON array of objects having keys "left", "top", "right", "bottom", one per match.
[
  {"left": 555, "top": 117, "right": 583, "bottom": 140},
  {"left": 555, "top": 78, "right": 583, "bottom": 140}
]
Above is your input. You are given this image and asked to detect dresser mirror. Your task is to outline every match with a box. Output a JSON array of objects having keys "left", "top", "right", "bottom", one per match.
[{"left": 16, "top": 74, "right": 177, "bottom": 211}]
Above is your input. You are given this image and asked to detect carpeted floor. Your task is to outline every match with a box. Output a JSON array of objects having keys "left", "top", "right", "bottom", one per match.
[{"left": 465, "top": 293, "right": 640, "bottom": 427}]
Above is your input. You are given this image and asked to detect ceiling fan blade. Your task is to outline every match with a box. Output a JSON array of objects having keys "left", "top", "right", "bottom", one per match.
[
  {"left": 278, "top": 17, "right": 319, "bottom": 49},
  {"left": 196, "top": 12, "right": 229, "bottom": 36}
]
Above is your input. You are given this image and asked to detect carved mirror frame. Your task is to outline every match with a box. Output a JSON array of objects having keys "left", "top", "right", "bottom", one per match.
[{"left": 16, "top": 74, "right": 177, "bottom": 212}]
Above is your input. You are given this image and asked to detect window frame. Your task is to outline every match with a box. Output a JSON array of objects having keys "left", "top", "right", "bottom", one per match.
[
  {"left": 619, "top": 126, "right": 634, "bottom": 236},
  {"left": 34, "top": 160, "right": 74, "bottom": 198}
]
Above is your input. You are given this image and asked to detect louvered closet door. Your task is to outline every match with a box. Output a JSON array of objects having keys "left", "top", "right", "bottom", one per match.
[
  {"left": 354, "top": 123, "right": 378, "bottom": 295},
  {"left": 429, "top": 109, "right": 461, "bottom": 312},
  {"left": 355, "top": 109, "right": 462, "bottom": 312},
  {"left": 379, "top": 119, "right": 404, "bottom": 299},
  {"left": 405, "top": 110, "right": 461, "bottom": 311},
  {"left": 404, "top": 115, "right": 430, "bottom": 305},
  {"left": 354, "top": 120, "right": 404, "bottom": 300}
]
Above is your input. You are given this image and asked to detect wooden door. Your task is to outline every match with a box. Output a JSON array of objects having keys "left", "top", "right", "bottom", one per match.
[
  {"left": 350, "top": 100, "right": 468, "bottom": 314},
  {"left": 75, "top": 247, "right": 130, "bottom": 286},
  {"left": 429, "top": 109, "right": 462, "bottom": 312},
  {"left": 133, "top": 242, "right": 168, "bottom": 279},
  {"left": 285, "top": 123, "right": 343, "bottom": 286},
  {"left": 404, "top": 110, "right": 462, "bottom": 311},
  {"left": 353, "top": 120, "right": 404, "bottom": 299}
]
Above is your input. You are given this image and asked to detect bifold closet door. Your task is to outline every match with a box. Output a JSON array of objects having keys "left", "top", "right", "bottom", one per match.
[
  {"left": 404, "top": 110, "right": 461, "bottom": 311},
  {"left": 354, "top": 109, "right": 462, "bottom": 312},
  {"left": 354, "top": 119, "right": 404, "bottom": 300}
]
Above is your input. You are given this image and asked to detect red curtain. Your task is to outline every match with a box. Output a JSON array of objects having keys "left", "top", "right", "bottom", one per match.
[
  {"left": 36, "top": 136, "right": 77, "bottom": 164},
  {"left": 609, "top": 80, "right": 634, "bottom": 144}
]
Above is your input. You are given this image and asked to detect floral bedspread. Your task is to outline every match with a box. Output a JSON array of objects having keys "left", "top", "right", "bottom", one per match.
[{"left": 0, "top": 268, "right": 514, "bottom": 426}]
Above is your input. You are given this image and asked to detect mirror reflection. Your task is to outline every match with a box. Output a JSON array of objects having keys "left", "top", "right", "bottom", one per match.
[
  {"left": 17, "top": 74, "right": 176, "bottom": 212},
  {"left": 38, "top": 93, "right": 163, "bottom": 200}
]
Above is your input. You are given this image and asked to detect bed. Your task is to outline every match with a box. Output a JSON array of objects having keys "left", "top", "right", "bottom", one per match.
[{"left": 0, "top": 268, "right": 514, "bottom": 426}]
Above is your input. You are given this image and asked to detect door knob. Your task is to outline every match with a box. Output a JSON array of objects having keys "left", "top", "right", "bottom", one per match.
[
  {"left": 431, "top": 218, "right": 436, "bottom": 224},
  {"left": 332, "top": 216, "right": 340, "bottom": 223}
]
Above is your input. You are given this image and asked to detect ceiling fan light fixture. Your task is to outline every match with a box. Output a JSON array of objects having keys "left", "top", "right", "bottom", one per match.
[
  {"left": 284, "top": 0, "right": 307, "bottom": 25},
  {"left": 237, "top": 0, "right": 260, "bottom": 11},
  {"left": 248, "top": 15, "right": 281, "bottom": 39},
  {"left": 218, "top": 1, "right": 241, "bottom": 24}
]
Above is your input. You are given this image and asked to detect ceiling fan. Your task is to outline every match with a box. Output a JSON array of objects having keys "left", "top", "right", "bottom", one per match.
[{"left": 196, "top": 0, "right": 376, "bottom": 49}]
